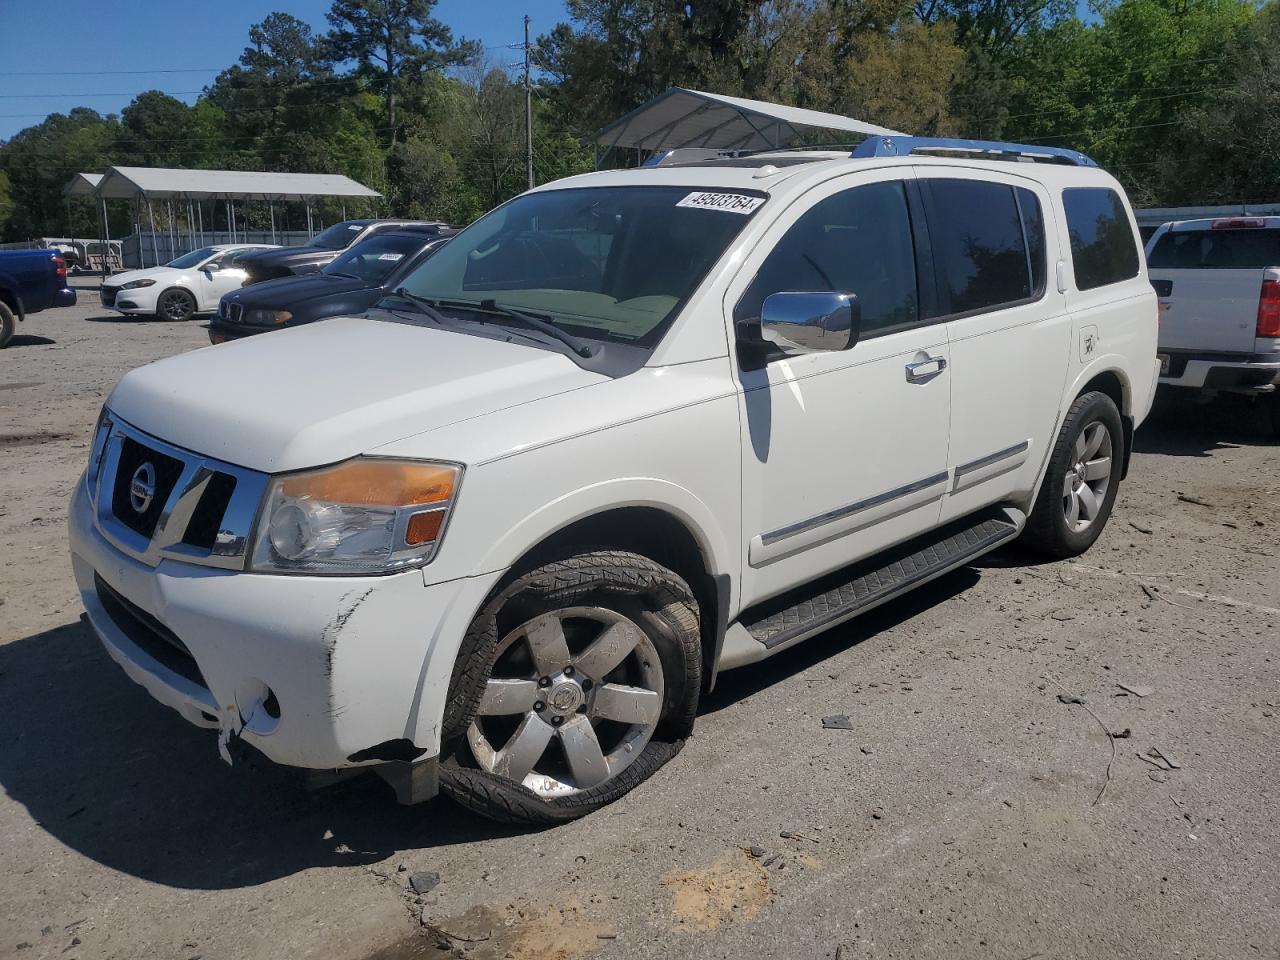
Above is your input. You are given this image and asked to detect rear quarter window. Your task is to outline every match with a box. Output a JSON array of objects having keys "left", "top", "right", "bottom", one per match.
[
  {"left": 1147, "top": 228, "right": 1280, "bottom": 269},
  {"left": 1063, "top": 188, "right": 1140, "bottom": 291}
]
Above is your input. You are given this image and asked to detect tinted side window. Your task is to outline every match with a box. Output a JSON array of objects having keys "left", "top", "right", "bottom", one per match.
[
  {"left": 924, "top": 179, "right": 1031, "bottom": 315},
  {"left": 1063, "top": 188, "right": 1140, "bottom": 290},
  {"left": 736, "top": 180, "right": 918, "bottom": 335},
  {"left": 1016, "top": 187, "right": 1047, "bottom": 297}
]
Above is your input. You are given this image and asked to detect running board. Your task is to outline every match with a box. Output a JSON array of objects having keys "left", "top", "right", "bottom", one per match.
[{"left": 741, "top": 509, "right": 1023, "bottom": 651}]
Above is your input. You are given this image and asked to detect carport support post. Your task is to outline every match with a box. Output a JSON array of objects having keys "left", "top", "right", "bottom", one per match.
[
  {"left": 146, "top": 199, "right": 159, "bottom": 268},
  {"left": 269, "top": 200, "right": 276, "bottom": 243},
  {"left": 167, "top": 200, "right": 177, "bottom": 260},
  {"left": 99, "top": 196, "right": 110, "bottom": 279},
  {"left": 196, "top": 202, "right": 203, "bottom": 246}
]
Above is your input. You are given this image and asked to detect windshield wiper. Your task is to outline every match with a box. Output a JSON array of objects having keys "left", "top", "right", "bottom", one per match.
[
  {"left": 378, "top": 288, "right": 449, "bottom": 324},
  {"left": 477, "top": 299, "right": 596, "bottom": 358}
]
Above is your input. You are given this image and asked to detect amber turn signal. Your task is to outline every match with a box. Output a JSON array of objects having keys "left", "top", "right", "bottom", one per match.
[{"left": 280, "top": 459, "right": 458, "bottom": 507}]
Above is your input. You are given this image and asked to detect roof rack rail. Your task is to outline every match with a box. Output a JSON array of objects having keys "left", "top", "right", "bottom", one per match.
[{"left": 851, "top": 136, "right": 1096, "bottom": 167}]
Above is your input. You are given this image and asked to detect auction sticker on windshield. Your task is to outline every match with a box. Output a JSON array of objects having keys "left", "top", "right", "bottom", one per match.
[{"left": 676, "top": 192, "right": 765, "bottom": 214}]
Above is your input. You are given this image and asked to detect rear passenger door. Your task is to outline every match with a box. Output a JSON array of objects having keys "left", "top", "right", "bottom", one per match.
[
  {"left": 730, "top": 171, "right": 953, "bottom": 607},
  {"left": 915, "top": 170, "right": 1073, "bottom": 524}
]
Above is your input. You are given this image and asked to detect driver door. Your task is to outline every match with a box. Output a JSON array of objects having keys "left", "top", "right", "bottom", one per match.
[
  {"left": 195, "top": 249, "right": 253, "bottom": 309},
  {"left": 729, "top": 171, "right": 953, "bottom": 607}
]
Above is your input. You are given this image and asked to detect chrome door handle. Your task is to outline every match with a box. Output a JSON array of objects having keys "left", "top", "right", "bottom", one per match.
[{"left": 905, "top": 356, "right": 947, "bottom": 383}]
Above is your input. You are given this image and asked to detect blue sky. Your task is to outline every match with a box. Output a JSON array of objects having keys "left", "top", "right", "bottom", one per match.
[{"left": 0, "top": 0, "right": 571, "bottom": 141}]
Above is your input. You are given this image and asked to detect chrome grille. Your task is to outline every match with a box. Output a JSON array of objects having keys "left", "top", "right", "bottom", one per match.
[{"left": 91, "top": 416, "right": 268, "bottom": 571}]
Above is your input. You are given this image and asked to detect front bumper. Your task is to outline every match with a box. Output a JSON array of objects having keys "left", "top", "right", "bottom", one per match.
[
  {"left": 69, "top": 477, "right": 502, "bottom": 772},
  {"left": 1158, "top": 354, "right": 1280, "bottom": 393},
  {"left": 53, "top": 287, "right": 77, "bottom": 308},
  {"left": 101, "top": 285, "right": 160, "bottom": 315}
]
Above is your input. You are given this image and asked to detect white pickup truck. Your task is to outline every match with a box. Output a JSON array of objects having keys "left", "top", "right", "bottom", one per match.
[
  {"left": 69, "top": 137, "right": 1158, "bottom": 823},
  {"left": 1146, "top": 217, "right": 1280, "bottom": 433}
]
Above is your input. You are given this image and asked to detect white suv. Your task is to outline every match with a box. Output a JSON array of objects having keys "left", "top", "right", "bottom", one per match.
[{"left": 68, "top": 137, "right": 1159, "bottom": 823}]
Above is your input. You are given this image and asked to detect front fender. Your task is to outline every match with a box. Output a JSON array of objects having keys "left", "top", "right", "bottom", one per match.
[{"left": 471, "top": 476, "right": 736, "bottom": 588}]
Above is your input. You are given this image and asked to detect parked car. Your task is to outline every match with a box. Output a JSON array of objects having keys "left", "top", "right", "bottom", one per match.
[
  {"left": 0, "top": 249, "right": 77, "bottom": 348},
  {"left": 237, "top": 219, "right": 449, "bottom": 284},
  {"left": 99, "top": 244, "right": 278, "bottom": 322},
  {"left": 69, "top": 137, "right": 1158, "bottom": 823},
  {"left": 208, "top": 226, "right": 455, "bottom": 344},
  {"left": 1145, "top": 217, "right": 1280, "bottom": 433}
]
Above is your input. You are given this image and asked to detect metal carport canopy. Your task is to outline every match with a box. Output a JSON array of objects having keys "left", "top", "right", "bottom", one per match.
[
  {"left": 87, "top": 166, "right": 381, "bottom": 201},
  {"left": 595, "top": 88, "right": 906, "bottom": 152},
  {"left": 63, "top": 172, "right": 103, "bottom": 197}
]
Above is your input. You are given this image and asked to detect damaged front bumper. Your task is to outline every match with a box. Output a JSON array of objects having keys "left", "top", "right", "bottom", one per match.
[{"left": 68, "top": 477, "right": 500, "bottom": 798}]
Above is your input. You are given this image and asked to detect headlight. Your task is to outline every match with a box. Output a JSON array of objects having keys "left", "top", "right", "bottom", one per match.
[
  {"left": 86, "top": 407, "right": 113, "bottom": 493},
  {"left": 243, "top": 308, "right": 292, "bottom": 326},
  {"left": 120, "top": 278, "right": 156, "bottom": 289},
  {"left": 250, "top": 458, "right": 461, "bottom": 574}
]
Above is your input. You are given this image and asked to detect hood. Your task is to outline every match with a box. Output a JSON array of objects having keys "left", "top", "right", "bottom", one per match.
[
  {"left": 105, "top": 265, "right": 180, "bottom": 286},
  {"left": 240, "top": 246, "right": 334, "bottom": 268},
  {"left": 107, "top": 316, "right": 608, "bottom": 473},
  {"left": 222, "top": 272, "right": 372, "bottom": 308}
]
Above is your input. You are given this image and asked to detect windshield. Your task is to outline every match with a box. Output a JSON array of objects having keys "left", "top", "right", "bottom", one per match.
[
  {"left": 1148, "top": 228, "right": 1280, "bottom": 269},
  {"left": 324, "top": 234, "right": 426, "bottom": 282},
  {"left": 307, "top": 221, "right": 367, "bottom": 251},
  {"left": 167, "top": 246, "right": 218, "bottom": 269},
  {"left": 392, "top": 186, "right": 764, "bottom": 345}
]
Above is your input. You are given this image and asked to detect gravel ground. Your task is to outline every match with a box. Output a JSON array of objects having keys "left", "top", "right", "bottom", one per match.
[{"left": 2, "top": 284, "right": 1278, "bottom": 960}]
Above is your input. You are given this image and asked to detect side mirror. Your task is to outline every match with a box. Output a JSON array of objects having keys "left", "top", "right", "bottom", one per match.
[{"left": 760, "top": 291, "right": 860, "bottom": 355}]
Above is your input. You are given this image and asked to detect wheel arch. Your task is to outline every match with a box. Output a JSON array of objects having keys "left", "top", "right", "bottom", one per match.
[
  {"left": 474, "top": 496, "right": 733, "bottom": 694},
  {"left": 1073, "top": 365, "right": 1133, "bottom": 479},
  {"left": 156, "top": 284, "right": 197, "bottom": 316}
]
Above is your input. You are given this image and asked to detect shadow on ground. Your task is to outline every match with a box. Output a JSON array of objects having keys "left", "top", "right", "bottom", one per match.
[
  {"left": 0, "top": 561, "right": 987, "bottom": 892},
  {"left": 1134, "top": 389, "right": 1277, "bottom": 457},
  {"left": 5, "top": 334, "right": 56, "bottom": 347},
  {"left": 0, "top": 618, "right": 520, "bottom": 892}
]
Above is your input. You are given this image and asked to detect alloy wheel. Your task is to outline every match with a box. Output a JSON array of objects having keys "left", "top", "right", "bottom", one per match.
[
  {"left": 466, "top": 607, "right": 664, "bottom": 798},
  {"left": 1062, "top": 420, "right": 1113, "bottom": 532}
]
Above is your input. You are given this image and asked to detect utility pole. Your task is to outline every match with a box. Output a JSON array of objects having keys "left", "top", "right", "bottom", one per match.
[{"left": 524, "top": 14, "right": 534, "bottom": 190}]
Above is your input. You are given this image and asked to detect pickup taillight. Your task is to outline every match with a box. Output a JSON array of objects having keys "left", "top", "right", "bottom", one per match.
[
  {"left": 1258, "top": 278, "right": 1280, "bottom": 337},
  {"left": 51, "top": 253, "right": 67, "bottom": 279}
]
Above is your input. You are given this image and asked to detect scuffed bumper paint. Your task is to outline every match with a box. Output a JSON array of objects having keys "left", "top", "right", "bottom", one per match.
[{"left": 68, "top": 477, "right": 502, "bottom": 771}]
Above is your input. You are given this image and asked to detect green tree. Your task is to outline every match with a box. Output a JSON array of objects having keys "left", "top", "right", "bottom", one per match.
[{"left": 324, "top": 0, "right": 478, "bottom": 143}]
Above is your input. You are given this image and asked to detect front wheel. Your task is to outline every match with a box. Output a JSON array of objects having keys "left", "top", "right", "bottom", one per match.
[
  {"left": 155, "top": 288, "right": 196, "bottom": 322},
  {"left": 0, "top": 301, "right": 14, "bottom": 348},
  {"left": 1022, "top": 391, "right": 1125, "bottom": 558},
  {"left": 438, "top": 550, "right": 701, "bottom": 824}
]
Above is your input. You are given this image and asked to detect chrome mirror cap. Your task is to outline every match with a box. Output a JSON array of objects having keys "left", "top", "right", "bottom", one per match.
[{"left": 760, "top": 291, "right": 859, "bottom": 355}]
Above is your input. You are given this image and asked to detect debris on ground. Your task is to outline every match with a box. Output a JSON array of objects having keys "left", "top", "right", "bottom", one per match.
[
  {"left": 1148, "top": 746, "right": 1180, "bottom": 769},
  {"left": 1177, "top": 493, "right": 1214, "bottom": 507},
  {"left": 746, "top": 846, "right": 766, "bottom": 858},
  {"left": 860, "top": 745, "right": 874, "bottom": 755},
  {"left": 408, "top": 870, "right": 440, "bottom": 895},
  {"left": 780, "top": 830, "right": 820, "bottom": 843},
  {"left": 1112, "top": 727, "right": 1132, "bottom": 739},
  {"left": 1137, "top": 753, "right": 1171, "bottom": 771},
  {"left": 1117, "top": 681, "right": 1154, "bottom": 698},
  {"left": 1057, "top": 693, "right": 1085, "bottom": 705},
  {"left": 1128, "top": 519, "right": 1154, "bottom": 534},
  {"left": 822, "top": 714, "right": 854, "bottom": 730}
]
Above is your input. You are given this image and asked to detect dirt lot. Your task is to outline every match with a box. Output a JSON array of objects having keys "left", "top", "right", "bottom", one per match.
[{"left": 2, "top": 284, "right": 1278, "bottom": 960}]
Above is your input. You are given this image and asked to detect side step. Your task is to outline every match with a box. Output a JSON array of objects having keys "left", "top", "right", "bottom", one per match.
[{"left": 742, "top": 510, "right": 1021, "bottom": 650}]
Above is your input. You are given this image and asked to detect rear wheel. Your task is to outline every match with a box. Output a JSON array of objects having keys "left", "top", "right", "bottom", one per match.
[
  {"left": 1022, "top": 391, "right": 1124, "bottom": 558},
  {"left": 0, "top": 301, "right": 14, "bottom": 348},
  {"left": 156, "top": 288, "right": 196, "bottom": 322},
  {"left": 439, "top": 550, "right": 701, "bottom": 824}
]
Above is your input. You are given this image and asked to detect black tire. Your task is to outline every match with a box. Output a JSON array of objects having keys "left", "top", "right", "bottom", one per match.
[
  {"left": 0, "top": 301, "right": 14, "bottom": 349},
  {"left": 1022, "top": 391, "right": 1125, "bottom": 558},
  {"left": 155, "top": 288, "right": 196, "bottom": 322},
  {"left": 438, "top": 549, "right": 701, "bottom": 825}
]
